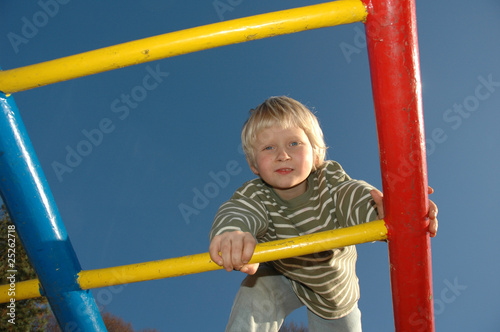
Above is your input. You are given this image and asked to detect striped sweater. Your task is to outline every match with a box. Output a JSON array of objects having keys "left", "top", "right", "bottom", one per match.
[{"left": 209, "top": 160, "right": 379, "bottom": 319}]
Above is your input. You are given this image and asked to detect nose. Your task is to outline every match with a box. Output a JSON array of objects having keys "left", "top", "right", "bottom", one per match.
[{"left": 276, "top": 148, "right": 291, "bottom": 161}]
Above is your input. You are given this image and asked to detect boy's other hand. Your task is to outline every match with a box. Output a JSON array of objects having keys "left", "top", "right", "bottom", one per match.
[
  {"left": 427, "top": 187, "right": 439, "bottom": 237},
  {"left": 209, "top": 231, "right": 259, "bottom": 275},
  {"left": 370, "top": 186, "right": 438, "bottom": 237}
]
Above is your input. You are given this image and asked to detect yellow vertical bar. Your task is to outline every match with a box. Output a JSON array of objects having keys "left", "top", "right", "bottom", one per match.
[{"left": 0, "top": 0, "right": 366, "bottom": 94}]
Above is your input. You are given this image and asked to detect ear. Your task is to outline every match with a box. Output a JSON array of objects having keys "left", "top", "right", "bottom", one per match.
[
  {"left": 313, "top": 155, "right": 320, "bottom": 171},
  {"left": 246, "top": 157, "right": 260, "bottom": 175},
  {"left": 250, "top": 164, "right": 259, "bottom": 176},
  {"left": 312, "top": 151, "right": 320, "bottom": 171}
]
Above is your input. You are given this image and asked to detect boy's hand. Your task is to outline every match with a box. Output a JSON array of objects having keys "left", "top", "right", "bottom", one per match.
[
  {"left": 209, "top": 231, "right": 259, "bottom": 275},
  {"left": 427, "top": 187, "right": 439, "bottom": 237},
  {"left": 370, "top": 186, "right": 439, "bottom": 237}
]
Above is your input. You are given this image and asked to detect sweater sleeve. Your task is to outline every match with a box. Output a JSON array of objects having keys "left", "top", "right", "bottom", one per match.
[
  {"left": 325, "top": 161, "right": 379, "bottom": 228},
  {"left": 209, "top": 189, "right": 269, "bottom": 241}
]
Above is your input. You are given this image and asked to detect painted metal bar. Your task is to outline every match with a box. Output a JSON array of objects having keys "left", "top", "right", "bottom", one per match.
[
  {"left": 0, "top": 91, "right": 106, "bottom": 331},
  {"left": 0, "top": 0, "right": 367, "bottom": 94},
  {"left": 361, "top": 0, "right": 435, "bottom": 330},
  {"left": 0, "top": 279, "right": 40, "bottom": 303},
  {"left": 1, "top": 219, "right": 387, "bottom": 302}
]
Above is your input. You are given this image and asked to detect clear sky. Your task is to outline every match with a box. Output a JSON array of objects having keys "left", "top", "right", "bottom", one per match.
[{"left": 1, "top": 1, "right": 499, "bottom": 331}]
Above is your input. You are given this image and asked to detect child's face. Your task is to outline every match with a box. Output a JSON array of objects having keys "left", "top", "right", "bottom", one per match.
[{"left": 250, "top": 126, "right": 314, "bottom": 200}]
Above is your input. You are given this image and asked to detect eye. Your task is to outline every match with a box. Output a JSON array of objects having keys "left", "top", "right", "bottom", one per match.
[
  {"left": 290, "top": 141, "right": 300, "bottom": 147},
  {"left": 263, "top": 146, "right": 274, "bottom": 151}
]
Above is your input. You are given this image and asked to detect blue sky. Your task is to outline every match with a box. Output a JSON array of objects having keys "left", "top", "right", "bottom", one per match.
[{"left": 1, "top": 1, "right": 499, "bottom": 331}]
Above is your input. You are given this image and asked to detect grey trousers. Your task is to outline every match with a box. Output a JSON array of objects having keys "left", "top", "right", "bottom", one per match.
[{"left": 226, "top": 264, "right": 363, "bottom": 332}]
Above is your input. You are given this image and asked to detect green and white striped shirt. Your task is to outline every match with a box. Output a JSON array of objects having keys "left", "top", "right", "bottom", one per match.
[{"left": 210, "top": 160, "right": 378, "bottom": 319}]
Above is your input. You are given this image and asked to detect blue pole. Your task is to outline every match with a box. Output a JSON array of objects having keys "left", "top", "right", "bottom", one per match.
[{"left": 0, "top": 90, "right": 106, "bottom": 331}]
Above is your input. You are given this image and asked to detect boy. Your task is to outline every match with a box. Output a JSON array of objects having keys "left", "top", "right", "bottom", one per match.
[{"left": 209, "top": 96, "right": 438, "bottom": 331}]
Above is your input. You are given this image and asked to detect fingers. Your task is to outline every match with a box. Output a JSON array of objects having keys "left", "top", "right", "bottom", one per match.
[
  {"left": 428, "top": 186, "right": 434, "bottom": 195},
  {"left": 428, "top": 199, "right": 438, "bottom": 237},
  {"left": 370, "top": 189, "right": 385, "bottom": 219},
  {"left": 209, "top": 231, "right": 256, "bottom": 272},
  {"left": 428, "top": 186, "right": 438, "bottom": 237},
  {"left": 429, "top": 219, "right": 438, "bottom": 237},
  {"left": 220, "top": 236, "right": 235, "bottom": 271},
  {"left": 429, "top": 199, "right": 438, "bottom": 220},
  {"left": 369, "top": 187, "right": 438, "bottom": 237},
  {"left": 240, "top": 263, "right": 260, "bottom": 275},
  {"left": 209, "top": 237, "right": 223, "bottom": 266},
  {"left": 241, "top": 234, "right": 256, "bottom": 265}
]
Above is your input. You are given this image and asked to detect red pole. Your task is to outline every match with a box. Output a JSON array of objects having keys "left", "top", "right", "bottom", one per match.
[{"left": 361, "top": 0, "right": 435, "bottom": 330}]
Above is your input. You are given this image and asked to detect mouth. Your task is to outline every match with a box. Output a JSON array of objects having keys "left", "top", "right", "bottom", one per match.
[{"left": 275, "top": 168, "right": 293, "bottom": 175}]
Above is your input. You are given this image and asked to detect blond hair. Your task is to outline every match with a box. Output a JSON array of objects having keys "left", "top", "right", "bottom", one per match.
[{"left": 242, "top": 96, "right": 327, "bottom": 169}]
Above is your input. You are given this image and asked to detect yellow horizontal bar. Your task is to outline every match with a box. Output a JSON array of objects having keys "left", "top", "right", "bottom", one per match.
[
  {"left": 0, "top": 220, "right": 386, "bottom": 303},
  {"left": 79, "top": 220, "right": 386, "bottom": 290},
  {"left": 0, "top": 279, "right": 41, "bottom": 304},
  {"left": 0, "top": 0, "right": 366, "bottom": 94}
]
